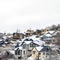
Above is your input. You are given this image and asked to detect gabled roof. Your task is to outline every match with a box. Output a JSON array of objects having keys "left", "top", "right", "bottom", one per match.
[
  {"left": 15, "top": 46, "right": 22, "bottom": 50},
  {"left": 0, "top": 39, "right": 2, "bottom": 41},
  {"left": 35, "top": 46, "right": 43, "bottom": 52},
  {"left": 40, "top": 33, "right": 53, "bottom": 41},
  {"left": 33, "top": 40, "right": 45, "bottom": 46},
  {"left": 35, "top": 46, "right": 49, "bottom": 52},
  {"left": 40, "top": 32, "right": 52, "bottom": 39},
  {"left": 45, "top": 31, "right": 55, "bottom": 34},
  {"left": 41, "top": 46, "right": 49, "bottom": 52},
  {"left": 3, "top": 36, "right": 7, "bottom": 39},
  {"left": 44, "top": 33, "right": 52, "bottom": 37},
  {"left": 28, "top": 35, "right": 40, "bottom": 41},
  {"left": 52, "top": 30, "right": 60, "bottom": 36},
  {"left": 24, "top": 41, "right": 32, "bottom": 44},
  {"left": 21, "top": 38, "right": 33, "bottom": 45},
  {"left": 22, "top": 37, "right": 33, "bottom": 43},
  {"left": 48, "top": 31, "right": 55, "bottom": 34}
]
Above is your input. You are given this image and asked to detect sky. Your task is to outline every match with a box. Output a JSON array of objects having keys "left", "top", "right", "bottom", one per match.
[{"left": 0, "top": 0, "right": 60, "bottom": 33}]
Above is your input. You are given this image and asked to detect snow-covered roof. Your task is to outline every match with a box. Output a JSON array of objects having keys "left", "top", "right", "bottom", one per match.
[
  {"left": 15, "top": 46, "right": 22, "bottom": 50},
  {"left": 52, "top": 47, "right": 58, "bottom": 50},
  {"left": 7, "top": 35, "right": 12, "bottom": 38},
  {"left": 16, "top": 40, "right": 22, "bottom": 43},
  {"left": 22, "top": 35, "right": 40, "bottom": 44},
  {"left": 36, "top": 46, "right": 43, "bottom": 51},
  {"left": 49, "top": 44, "right": 55, "bottom": 48},
  {"left": 19, "top": 46, "right": 22, "bottom": 50},
  {"left": 3, "top": 36, "right": 7, "bottom": 39},
  {"left": 48, "top": 31, "right": 55, "bottom": 34},
  {"left": 44, "top": 33, "right": 52, "bottom": 37},
  {"left": 33, "top": 40, "right": 45, "bottom": 46},
  {"left": 28, "top": 57, "right": 35, "bottom": 60},
  {"left": 52, "top": 30, "right": 60, "bottom": 36},
  {"left": 45, "top": 31, "right": 55, "bottom": 34},
  {"left": 0, "top": 39, "right": 2, "bottom": 41},
  {"left": 42, "top": 37, "right": 53, "bottom": 41},
  {"left": 40, "top": 33, "right": 52, "bottom": 39},
  {"left": 24, "top": 41, "right": 32, "bottom": 44},
  {"left": 10, "top": 41, "right": 16, "bottom": 44},
  {"left": 28, "top": 35, "right": 40, "bottom": 41},
  {"left": 22, "top": 37, "right": 28, "bottom": 42}
]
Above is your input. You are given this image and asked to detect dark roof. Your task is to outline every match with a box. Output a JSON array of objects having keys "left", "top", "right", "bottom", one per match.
[{"left": 41, "top": 46, "right": 49, "bottom": 52}]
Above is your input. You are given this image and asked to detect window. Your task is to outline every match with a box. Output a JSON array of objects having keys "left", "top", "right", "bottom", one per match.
[
  {"left": 23, "top": 51, "right": 25, "bottom": 55},
  {"left": 38, "top": 53, "right": 41, "bottom": 55},
  {"left": 43, "top": 52, "right": 45, "bottom": 55},
  {"left": 23, "top": 44, "right": 26, "bottom": 49},
  {"left": 30, "top": 43, "right": 33, "bottom": 47},
  {"left": 15, "top": 50, "right": 17, "bottom": 55},
  {"left": 15, "top": 48, "right": 22, "bottom": 55},
  {"left": 53, "top": 40, "right": 55, "bottom": 42},
  {"left": 18, "top": 50, "right": 22, "bottom": 55},
  {"left": 33, "top": 51, "right": 35, "bottom": 54}
]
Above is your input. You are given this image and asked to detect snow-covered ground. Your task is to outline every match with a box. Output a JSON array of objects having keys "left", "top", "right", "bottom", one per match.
[{"left": 27, "top": 57, "right": 35, "bottom": 60}]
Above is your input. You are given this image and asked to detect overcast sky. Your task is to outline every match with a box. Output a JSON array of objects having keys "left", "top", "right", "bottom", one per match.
[{"left": 0, "top": 0, "right": 60, "bottom": 33}]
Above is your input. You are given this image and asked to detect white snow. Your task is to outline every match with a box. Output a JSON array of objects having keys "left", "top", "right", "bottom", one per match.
[
  {"left": 24, "top": 41, "right": 32, "bottom": 44},
  {"left": 28, "top": 35, "right": 40, "bottom": 41},
  {"left": 33, "top": 40, "right": 45, "bottom": 46},
  {"left": 44, "top": 34, "right": 52, "bottom": 37},
  {"left": 3, "top": 36, "right": 7, "bottom": 39},
  {"left": 36, "top": 46, "right": 43, "bottom": 51},
  {"left": 14, "top": 46, "right": 22, "bottom": 50},
  {"left": 45, "top": 31, "right": 55, "bottom": 34},
  {"left": 9, "top": 50, "right": 15, "bottom": 54},
  {"left": 28, "top": 57, "right": 35, "bottom": 60},
  {"left": 52, "top": 30, "right": 60, "bottom": 36},
  {"left": 19, "top": 46, "right": 22, "bottom": 50},
  {"left": 48, "top": 31, "right": 55, "bottom": 34},
  {"left": 49, "top": 44, "right": 55, "bottom": 48},
  {"left": 16, "top": 40, "right": 21, "bottom": 43},
  {"left": 0, "top": 39, "right": 2, "bottom": 41}
]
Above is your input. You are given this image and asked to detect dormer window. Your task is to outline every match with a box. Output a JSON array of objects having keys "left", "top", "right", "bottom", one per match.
[{"left": 33, "top": 51, "right": 36, "bottom": 54}]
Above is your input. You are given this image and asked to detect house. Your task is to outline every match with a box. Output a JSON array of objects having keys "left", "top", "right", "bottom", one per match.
[
  {"left": 0, "top": 33, "right": 4, "bottom": 39},
  {"left": 2, "top": 33, "right": 13, "bottom": 42},
  {"left": 13, "top": 33, "right": 25, "bottom": 40},
  {"left": 21, "top": 39, "right": 33, "bottom": 57},
  {"left": 45, "top": 31, "right": 55, "bottom": 35},
  {"left": 15, "top": 45, "right": 29, "bottom": 60},
  {"left": 21, "top": 38, "right": 45, "bottom": 57},
  {"left": 40, "top": 33, "right": 54, "bottom": 44},
  {"left": 25, "top": 29, "right": 34, "bottom": 37},
  {"left": 0, "top": 50, "right": 16, "bottom": 60},
  {"left": 32, "top": 40, "right": 45, "bottom": 47},
  {"left": 40, "top": 29, "right": 47, "bottom": 35},
  {"left": 52, "top": 31, "right": 60, "bottom": 45},
  {"left": 32, "top": 46, "right": 49, "bottom": 60},
  {"left": 0, "top": 39, "right": 8, "bottom": 47},
  {"left": 21, "top": 37, "right": 45, "bottom": 50},
  {"left": 52, "top": 30, "right": 60, "bottom": 36},
  {"left": 28, "top": 35, "right": 45, "bottom": 46},
  {"left": 21, "top": 38, "right": 33, "bottom": 49},
  {"left": 14, "top": 46, "right": 22, "bottom": 59}
]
